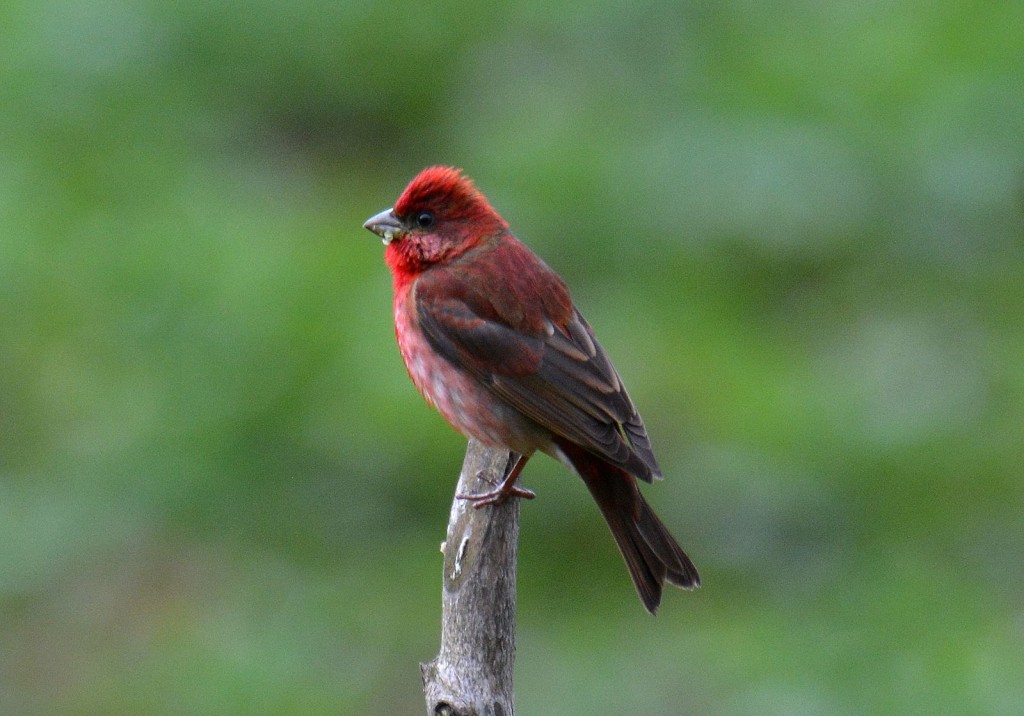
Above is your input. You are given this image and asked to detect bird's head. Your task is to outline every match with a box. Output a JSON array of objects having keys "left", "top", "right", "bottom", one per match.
[{"left": 364, "top": 166, "right": 508, "bottom": 275}]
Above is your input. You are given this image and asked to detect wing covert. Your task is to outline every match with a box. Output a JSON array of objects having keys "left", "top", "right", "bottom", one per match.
[{"left": 415, "top": 245, "right": 662, "bottom": 481}]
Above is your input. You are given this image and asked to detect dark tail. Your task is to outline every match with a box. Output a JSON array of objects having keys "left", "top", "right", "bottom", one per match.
[{"left": 557, "top": 440, "right": 700, "bottom": 614}]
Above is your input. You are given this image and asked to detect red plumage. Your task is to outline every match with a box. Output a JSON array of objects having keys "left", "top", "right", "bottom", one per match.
[{"left": 364, "top": 166, "right": 699, "bottom": 613}]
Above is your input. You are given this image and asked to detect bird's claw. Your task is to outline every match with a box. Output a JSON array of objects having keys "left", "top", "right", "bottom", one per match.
[
  {"left": 457, "top": 483, "right": 536, "bottom": 508},
  {"left": 456, "top": 452, "right": 534, "bottom": 507}
]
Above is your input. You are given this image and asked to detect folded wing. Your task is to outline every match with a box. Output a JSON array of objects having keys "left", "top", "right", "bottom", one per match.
[{"left": 415, "top": 238, "right": 661, "bottom": 482}]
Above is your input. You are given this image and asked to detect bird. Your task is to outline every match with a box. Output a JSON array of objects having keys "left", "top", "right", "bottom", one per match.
[{"left": 363, "top": 166, "right": 699, "bottom": 613}]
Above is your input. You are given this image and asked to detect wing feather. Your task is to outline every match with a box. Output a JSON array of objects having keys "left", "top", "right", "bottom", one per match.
[{"left": 415, "top": 239, "right": 661, "bottom": 481}]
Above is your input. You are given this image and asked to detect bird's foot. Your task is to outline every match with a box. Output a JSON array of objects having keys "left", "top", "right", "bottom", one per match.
[
  {"left": 457, "top": 452, "right": 535, "bottom": 507},
  {"left": 457, "top": 480, "right": 536, "bottom": 507}
]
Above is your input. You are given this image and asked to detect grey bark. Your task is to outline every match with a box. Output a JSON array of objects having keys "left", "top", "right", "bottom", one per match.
[{"left": 421, "top": 440, "right": 519, "bottom": 716}]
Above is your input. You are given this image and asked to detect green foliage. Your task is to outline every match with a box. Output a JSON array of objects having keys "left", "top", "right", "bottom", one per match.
[{"left": 2, "top": 0, "right": 1022, "bottom": 713}]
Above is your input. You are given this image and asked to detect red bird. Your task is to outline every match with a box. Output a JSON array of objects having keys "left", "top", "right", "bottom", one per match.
[{"left": 364, "top": 166, "right": 699, "bottom": 613}]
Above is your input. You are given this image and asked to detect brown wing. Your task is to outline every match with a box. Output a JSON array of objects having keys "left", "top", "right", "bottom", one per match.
[{"left": 415, "top": 237, "right": 661, "bottom": 481}]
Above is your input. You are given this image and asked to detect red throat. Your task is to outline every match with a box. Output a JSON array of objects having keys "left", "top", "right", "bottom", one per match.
[{"left": 384, "top": 242, "right": 419, "bottom": 293}]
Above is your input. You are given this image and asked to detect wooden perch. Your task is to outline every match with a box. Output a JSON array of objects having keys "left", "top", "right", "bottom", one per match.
[{"left": 421, "top": 440, "right": 519, "bottom": 716}]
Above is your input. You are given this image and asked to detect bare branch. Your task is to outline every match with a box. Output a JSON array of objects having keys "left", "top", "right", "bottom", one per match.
[{"left": 421, "top": 440, "right": 519, "bottom": 716}]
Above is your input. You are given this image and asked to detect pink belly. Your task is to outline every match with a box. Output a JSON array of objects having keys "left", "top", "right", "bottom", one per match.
[{"left": 394, "top": 289, "right": 548, "bottom": 454}]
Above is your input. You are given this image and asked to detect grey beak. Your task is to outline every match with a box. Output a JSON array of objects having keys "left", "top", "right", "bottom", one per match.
[{"left": 363, "top": 208, "right": 404, "bottom": 244}]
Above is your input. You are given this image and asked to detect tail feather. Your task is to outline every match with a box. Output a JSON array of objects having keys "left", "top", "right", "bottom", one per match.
[{"left": 556, "top": 440, "right": 700, "bottom": 614}]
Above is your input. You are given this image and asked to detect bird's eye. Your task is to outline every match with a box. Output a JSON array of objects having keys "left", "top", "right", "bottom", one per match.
[{"left": 416, "top": 211, "right": 436, "bottom": 229}]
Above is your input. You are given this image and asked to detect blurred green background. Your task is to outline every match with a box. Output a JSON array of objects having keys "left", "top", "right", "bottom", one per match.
[{"left": 2, "top": 1, "right": 1022, "bottom": 713}]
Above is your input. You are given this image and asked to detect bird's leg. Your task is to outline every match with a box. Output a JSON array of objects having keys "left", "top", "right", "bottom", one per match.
[{"left": 457, "top": 452, "right": 536, "bottom": 507}]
